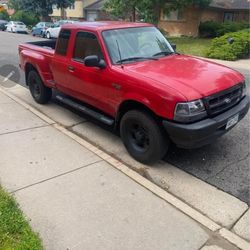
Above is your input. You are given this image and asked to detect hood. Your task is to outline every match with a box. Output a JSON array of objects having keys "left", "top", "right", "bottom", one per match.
[{"left": 124, "top": 54, "right": 244, "bottom": 101}]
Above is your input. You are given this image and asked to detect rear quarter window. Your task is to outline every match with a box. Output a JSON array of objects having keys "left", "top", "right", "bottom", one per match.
[{"left": 56, "top": 29, "right": 71, "bottom": 56}]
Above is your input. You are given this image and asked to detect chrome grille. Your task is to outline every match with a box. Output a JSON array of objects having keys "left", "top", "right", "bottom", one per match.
[{"left": 203, "top": 83, "right": 243, "bottom": 116}]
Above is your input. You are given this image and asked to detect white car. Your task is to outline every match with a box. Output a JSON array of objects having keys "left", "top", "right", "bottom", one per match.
[
  {"left": 6, "top": 21, "right": 28, "bottom": 34},
  {"left": 46, "top": 20, "right": 77, "bottom": 39}
]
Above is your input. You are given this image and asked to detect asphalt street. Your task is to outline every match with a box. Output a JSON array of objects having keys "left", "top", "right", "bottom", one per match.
[{"left": 0, "top": 31, "right": 249, "bottom": 204}]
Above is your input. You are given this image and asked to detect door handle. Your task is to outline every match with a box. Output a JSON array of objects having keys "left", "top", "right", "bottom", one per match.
[{"left": 68, "top": 66, "right": 75, "bottom": 72}]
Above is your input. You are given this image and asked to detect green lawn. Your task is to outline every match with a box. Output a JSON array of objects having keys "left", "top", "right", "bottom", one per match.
[
  {"left": 168, "top": 37, "right": 212, "bottom": 57},
  {"left": 0, "top": 187, "right": 43, "bottom": 250}
]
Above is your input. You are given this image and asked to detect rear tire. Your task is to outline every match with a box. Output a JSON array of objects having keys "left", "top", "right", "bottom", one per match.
[
  {"left": 120, "top": 110, "right": 169, "bottom": 164},
  {"left": 28, "top": 70, "right": 52, "bottom": 104}
]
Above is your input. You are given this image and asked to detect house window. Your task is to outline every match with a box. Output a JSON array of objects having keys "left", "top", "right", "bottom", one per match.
[
  {"left": 163, "top": 8, "right": 184, "bottom": 21},
  {"left": 224, "top": 12, "right": 234, "bottom": 22}
]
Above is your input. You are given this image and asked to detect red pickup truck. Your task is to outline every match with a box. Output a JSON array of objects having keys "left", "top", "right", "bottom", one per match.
[{"left": 19, "top": 21, "right": 249, "bottom": 164}]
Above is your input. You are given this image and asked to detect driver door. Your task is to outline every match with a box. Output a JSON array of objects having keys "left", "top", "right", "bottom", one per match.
[{"left": 67, "top": 31, "right": 117, "bottom": 115}]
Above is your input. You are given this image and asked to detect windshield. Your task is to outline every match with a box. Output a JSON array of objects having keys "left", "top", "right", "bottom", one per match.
[
  {"left": 15, "top": 22, "right": 25, "bottom": 25},
  {"left": 45, "top": 22, "right": 53, "bottom": 27},
  {"left": 102, "top": 27, "right": 174, "bottom": 64}
]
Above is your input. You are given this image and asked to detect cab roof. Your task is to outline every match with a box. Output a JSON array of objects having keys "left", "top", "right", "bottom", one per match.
[{"left": 62, "top": 21, "right": 153, "bottom": 31}]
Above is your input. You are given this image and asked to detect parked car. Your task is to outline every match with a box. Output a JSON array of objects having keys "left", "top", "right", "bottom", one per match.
[
  {"left": 0, "top": 20, "right": 8, "bottom": 31},
  {"left": 45, "top": 20, "right": 77, "bottom": 39},
  {"left": 31, "top": 22, "right": 53, "bottom": 37},
  {"left": 19, "top": 22, "right": 250, "bottom": 164},
  {"left": 6, "top": 21, "right": 28, "bottom": 33}
]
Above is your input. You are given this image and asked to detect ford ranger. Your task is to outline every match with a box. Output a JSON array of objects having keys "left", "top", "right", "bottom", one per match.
[{"left": 19, "top": 22, "right": 249, "bottom": 164}]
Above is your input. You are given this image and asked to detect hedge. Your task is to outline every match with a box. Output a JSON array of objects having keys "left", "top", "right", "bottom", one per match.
[
  {"left": 199, "top": 21, "right": 249, "bottom": 38},
  {"left": 206, "top": 29, "right": 250, "bottom": 61},
  {"left": 11, "top": 10, "right": 39, "bottom": 27}
]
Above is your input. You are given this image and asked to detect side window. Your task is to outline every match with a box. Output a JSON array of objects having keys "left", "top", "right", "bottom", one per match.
[
  {"left": 73, "top": 32, "right": 103, "bottom": 61},
  {"left": 56, "top": 29, "right": 71, "bottom": 56}
]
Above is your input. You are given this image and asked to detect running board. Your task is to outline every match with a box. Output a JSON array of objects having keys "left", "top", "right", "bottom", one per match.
[{"left": 55, "top": 95, "right": 115, "bottom": 126}]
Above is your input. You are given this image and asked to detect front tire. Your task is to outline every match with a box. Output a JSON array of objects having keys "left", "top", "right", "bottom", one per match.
[
  {"left": 28, "top": 70, "right": 52, "bottom": 104},
  {"left": 120, "top": 110, "right": 169, "bottom": 164}
]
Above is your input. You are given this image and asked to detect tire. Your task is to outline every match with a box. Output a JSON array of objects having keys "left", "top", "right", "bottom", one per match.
[
  {"left": 46, "top": 32, "right": 51, "bottom": 39},
  {"left": 28, "top": 70, "right": 52, "bottom": 104},
  {"left": 120, "top": 110, "right": 169, "bottom": 164}
]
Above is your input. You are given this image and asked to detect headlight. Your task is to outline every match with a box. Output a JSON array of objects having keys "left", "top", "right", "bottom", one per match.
[
  {"left": 242, "top": 81, "right": 247, "bottom": 97},
  {"left": 174, "top": 99, "right": 207, "bottom": 123}
]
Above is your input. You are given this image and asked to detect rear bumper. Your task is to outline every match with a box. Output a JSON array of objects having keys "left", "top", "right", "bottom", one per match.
[{"left": 163, "top": 95, "right": 250, "bottom": 149}]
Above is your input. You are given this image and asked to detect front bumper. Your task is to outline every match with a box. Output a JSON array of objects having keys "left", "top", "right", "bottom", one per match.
[{"left": 163, "top": 95, "right": 250, "bottom": 149}]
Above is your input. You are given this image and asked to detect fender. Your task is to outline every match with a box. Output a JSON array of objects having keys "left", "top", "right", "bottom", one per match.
[
  {"left": 119, "top": 92, "right": 168, "bottom": 119},
  {"left": 21, "top": 49, "right": 54, "bottom": 87}
]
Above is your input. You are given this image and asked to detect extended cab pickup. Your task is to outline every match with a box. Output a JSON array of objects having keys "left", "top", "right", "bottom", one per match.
[{"left": 19, "top": 21, "right": 250, "bottom": 164}]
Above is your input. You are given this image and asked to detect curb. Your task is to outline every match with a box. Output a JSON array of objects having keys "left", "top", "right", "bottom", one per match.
[{"left": 0, "top": 85, "right": 249, "bottom": 250}]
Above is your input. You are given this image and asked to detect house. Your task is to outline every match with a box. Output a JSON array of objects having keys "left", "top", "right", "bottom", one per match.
[
  {"left": 50, "top": 0, "right": 106, "bottom": 21},
  {"left": 159, "top": 0, "right": 250, "bottom": 37}
]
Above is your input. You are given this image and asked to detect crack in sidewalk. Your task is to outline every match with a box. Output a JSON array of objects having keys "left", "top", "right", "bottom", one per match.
[
  {"left": 11, "top": 159, "right": 103, "bottom": 194},
  {"left": 0, "top": 124, "right": 51, "bottom": 136}
]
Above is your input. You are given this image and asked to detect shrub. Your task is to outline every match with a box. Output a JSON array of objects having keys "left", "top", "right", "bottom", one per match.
[
  {"left": 199, "top": 21, "right": 249, "bottom": 38},
  {"left": 11, "top": 10, "right": 39, "bottom": 26},
  {"left": 206, "top": 29, "right": 250, "bottom": 61},
  {"left": 0, "top": 9, "right": 9, "bottom": 20}
]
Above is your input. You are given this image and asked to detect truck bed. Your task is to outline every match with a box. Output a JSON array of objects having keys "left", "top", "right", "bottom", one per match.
[
  {"left": 19, "top": 40, "right": 57, "bottom": 84},
  {"left": 26, "top": 40, "right": 57, "bottom": 50}
]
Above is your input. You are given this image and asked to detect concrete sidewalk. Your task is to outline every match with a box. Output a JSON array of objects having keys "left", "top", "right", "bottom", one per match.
[
  {"left": 0, "top": 90, "right": 210, "bottom": 249},
  {"left": 0, "top": 85, "right": 249, "bottom": 250}
]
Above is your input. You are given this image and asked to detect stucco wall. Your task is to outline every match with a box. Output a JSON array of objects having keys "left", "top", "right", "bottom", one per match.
[{"left": 51, "top": 0, "right": 97, "bottom": 19}]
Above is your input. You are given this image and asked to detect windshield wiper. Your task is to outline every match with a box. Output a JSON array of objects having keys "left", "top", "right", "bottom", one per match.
[
  {"left": 153, "top": 51, "right": 175, "bottom": 57},
  {"left": 116, "top": 56, "right": 158, "bottom": 64}
]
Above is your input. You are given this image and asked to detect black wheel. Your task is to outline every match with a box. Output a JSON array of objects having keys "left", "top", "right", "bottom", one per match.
[
  {"left": 28, "top": 70, "right": 52, "bottom": 104},
  {"left": 46, "top": 32, "right": 51, "bottom": 39},
  {"left": 120, "top": 110, "right": 169, "bottom": 164}
]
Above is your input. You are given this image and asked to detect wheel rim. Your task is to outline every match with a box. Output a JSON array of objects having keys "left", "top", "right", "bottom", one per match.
[
  {"left": 47, "top": 32, "right": 50, "bottom": 38},
  {"left": 128, "top": 122, "right": 150, "bottom": 153}
]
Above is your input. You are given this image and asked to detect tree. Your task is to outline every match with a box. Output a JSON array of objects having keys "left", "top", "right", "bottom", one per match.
[
  {"left": 104, "top": 0, "right": 137, "bottom": 21},
  {"left": 12, "top": 10, "right": 39, "bottom": 26},
  {"left": 55, "top": 0, "right": 75, "bottom": 19},
  {"left": 8, "top": 0, "right": 22, "bottom": 11},
  {"left": 0, "top": 9, "right": 9, "bottom": 20},
  {"left": 104, "top": 0, "right": 211, "bottom": 24},
  {"left": 11, "top": 0, "right": 74, "bottom": 21}
]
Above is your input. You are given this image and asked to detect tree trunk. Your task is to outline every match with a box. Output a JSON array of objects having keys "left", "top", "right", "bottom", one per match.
[
  {"left": 132, "top": 6, "right": 136, "bottom": 22},
  {"left": 60, "top": 8, "right": 66, "bottom": 19},
  {"left": 41, "top": 15, "right": 51, "bottom": 22}
]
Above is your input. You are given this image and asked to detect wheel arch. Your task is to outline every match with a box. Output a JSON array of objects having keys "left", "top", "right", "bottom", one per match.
[{"left": 115, "top": 99, "right": 161, "bottom": 129}]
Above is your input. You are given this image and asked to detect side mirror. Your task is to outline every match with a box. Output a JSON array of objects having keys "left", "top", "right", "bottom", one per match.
[
  {"left": 84, "top": 55, "right": 106, "bottom": 69},
  {"left": 171, "top": 43, "right": 177, "bottom": 51}
]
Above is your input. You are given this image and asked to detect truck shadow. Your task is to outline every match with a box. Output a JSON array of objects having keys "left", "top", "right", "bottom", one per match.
[{"left": 52, "top": 94, "right": 249, "bottom": 205}]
